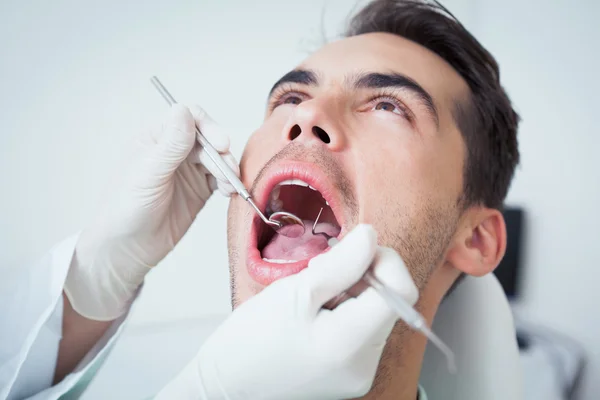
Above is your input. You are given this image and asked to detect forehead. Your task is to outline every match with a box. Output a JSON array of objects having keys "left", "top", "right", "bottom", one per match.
[{"left": 300, "top": 32, "right": 468, "bottom": 115}]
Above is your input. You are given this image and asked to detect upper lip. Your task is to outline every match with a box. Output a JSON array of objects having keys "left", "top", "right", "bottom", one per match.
[{"left": 251, "top": 160, "right": 345, "bottom": 232}]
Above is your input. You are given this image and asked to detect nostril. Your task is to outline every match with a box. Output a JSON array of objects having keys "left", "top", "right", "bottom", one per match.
[
  {"left": 312, "top": 126, "right": 330, "bottom": 144},
  {"left": 289, "top": 124, "right": 301, "bottom": 140}
]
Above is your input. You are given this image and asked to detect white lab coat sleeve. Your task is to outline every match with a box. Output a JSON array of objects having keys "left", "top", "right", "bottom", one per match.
[{"left": 1, "top": 235, "right": 136, "bottom": 400}]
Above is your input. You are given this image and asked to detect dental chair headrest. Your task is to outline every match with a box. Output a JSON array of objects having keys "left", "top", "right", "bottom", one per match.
[{"left": 420, "top": 274, "right": 523, "bottom": 400}]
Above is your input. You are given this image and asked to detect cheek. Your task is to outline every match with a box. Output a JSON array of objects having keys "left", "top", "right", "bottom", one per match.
[
  {"left": 354, "top": 132, "right": 455, "bottom": 235},
  {"left": 227, "top": 196, "right": 265, "bottom": 306},
  {"left": 227, "top": 196, "right": 246, "bottom": 254},
  {"left": 363, "top": 133, "right": 462, "bottom": 208},
  {"left": 358, "top": 134, "right": 423, "bottom": 198}
]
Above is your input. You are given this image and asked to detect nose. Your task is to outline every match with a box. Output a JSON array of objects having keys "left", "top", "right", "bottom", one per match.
[
  {"left": 288, "top": 125, "right": 331, "bottom": 143},
  {"left": 283, "top": 100, "right": 345, "bottom": 150}
]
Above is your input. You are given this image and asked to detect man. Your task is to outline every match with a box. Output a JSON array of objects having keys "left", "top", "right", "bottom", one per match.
[
  {"left": 219, "top": 0, "right": 519, "bottom": 397},
  {"left": 1, "top": 0, "right": 519, "bottom": 399}
]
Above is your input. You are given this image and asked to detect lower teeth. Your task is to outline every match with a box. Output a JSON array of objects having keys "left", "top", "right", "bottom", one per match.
[{"left": 262, "top": 258, "right": 298, "bottom": 264}]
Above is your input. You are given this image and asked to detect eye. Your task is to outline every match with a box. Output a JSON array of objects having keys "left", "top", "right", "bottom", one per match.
[
  {"left": 373, "top": 100, "right": 403, "bottom": 115},
  {"left": 269, "top": 90, "right": 306, "bottom": 112},
  {"left": 283, "top": 95, "right": 303, "bottom": 105}
]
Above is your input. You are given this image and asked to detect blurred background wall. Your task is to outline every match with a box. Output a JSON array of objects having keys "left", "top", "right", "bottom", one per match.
[{"left": 1, "top": 0, "right": 598, "bottom": 398}]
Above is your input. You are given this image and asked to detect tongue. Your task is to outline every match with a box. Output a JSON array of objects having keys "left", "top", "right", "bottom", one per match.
[{"left": 261, "top": 219, "right": 341, "bottom": 261}]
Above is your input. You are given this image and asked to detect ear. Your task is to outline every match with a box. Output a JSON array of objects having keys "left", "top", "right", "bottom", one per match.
[{"left": 446, "top": 208, "right": 507, "bottom": 277}]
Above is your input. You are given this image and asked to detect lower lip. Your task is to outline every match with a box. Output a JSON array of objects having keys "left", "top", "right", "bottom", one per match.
[{"left": 247, "top": 220, "right": 313, "bottom": 286}]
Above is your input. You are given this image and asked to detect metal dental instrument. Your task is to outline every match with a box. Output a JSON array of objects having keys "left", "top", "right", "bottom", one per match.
[
  {"left": 313, "top": 208, "right": 457, "bottom": 373},
  {"left": 150, "top": 76, "right": 305, "bottom": 237}
]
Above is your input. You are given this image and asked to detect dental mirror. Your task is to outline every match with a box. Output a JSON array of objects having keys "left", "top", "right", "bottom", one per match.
[{"left": 268, "top": 211, "right": 305, "bottom": 238}]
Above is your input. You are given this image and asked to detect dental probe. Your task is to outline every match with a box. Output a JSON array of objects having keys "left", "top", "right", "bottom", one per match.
[
  {"left": 150, "top": 76, "right": 305, "bottom": 237},
  {"left": 313, "top": 209, "right": 457, "bottom": 373}
]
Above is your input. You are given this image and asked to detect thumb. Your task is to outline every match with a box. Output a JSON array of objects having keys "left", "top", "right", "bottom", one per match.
[
  {"left": 154, "top": 104, "right": 196, "bottom": 175},
  {"left": 297, "top": 224, "right": 377, "bottom": 314}
]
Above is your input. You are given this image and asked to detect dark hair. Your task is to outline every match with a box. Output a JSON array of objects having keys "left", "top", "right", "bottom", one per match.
[{"left": 346, "top": 0, "right": 520, "bottom": 209}]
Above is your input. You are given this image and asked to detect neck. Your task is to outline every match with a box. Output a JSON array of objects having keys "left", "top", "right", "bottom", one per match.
[
  {"left": 358, "top": 271, "right": 447, "bottom": 400},
  {"left": 362, "top": 326, "right": 428, "bottom": 400}
]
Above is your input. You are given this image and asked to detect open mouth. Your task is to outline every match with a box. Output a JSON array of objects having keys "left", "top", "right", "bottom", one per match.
[{"left": 247, "top": 162, "right": 344, "bottom": 286}]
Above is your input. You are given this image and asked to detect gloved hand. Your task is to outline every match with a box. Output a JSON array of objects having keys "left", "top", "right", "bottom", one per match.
[
  {"left": 64, "top": 104, "right": 239, "bottom": 320},
  {"left": 156, "top": 224, "right": 419, "bottom": 400}
]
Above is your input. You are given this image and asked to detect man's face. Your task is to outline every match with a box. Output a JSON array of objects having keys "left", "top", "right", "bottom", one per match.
[{"left": 227, "top": 32, "right": 470, "bottom": 306}]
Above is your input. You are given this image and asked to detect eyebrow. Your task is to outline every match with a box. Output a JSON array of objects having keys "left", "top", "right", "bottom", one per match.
[
  {"left": 268, "top": 68, "right": 438, "bottom": 125},
  {"left": 268, "top": 69, "right": 319, "bottom": 96}
]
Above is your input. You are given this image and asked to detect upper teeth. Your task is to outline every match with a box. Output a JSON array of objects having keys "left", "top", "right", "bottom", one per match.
[
  {"left": 275, "top": 179, "right": 319, "bottom": 192},
  {"left": 279, "top": 179, "right": 310, "bottom": 188}
]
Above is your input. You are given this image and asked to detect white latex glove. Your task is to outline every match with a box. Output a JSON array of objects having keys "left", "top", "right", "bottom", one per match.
[
  {"left": 156, "top": 224, "right": 418, "bottom": 400},
  {"left": 64, "top": 104, "right": 239, "bottom": 320}
]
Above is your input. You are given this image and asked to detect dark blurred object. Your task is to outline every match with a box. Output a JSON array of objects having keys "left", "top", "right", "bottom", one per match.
[
  {"left": 498, "top": 207, "right": 586, "bottom": 399},
  {"left": 516, "top": 320, "right": 587, "bottom": 400},
  {"left": 494, "top": 207, "right": 524, "bottom": 299}
]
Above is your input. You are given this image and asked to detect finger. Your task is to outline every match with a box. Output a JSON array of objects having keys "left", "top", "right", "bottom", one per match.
[
  {"left": 296, "top": 224, "right": 377, "bottom": 313},
  {"left": 187, "top": 143, "right": 240, "bottom": 172},
  {"left": 209, "top": 173, "right": 236, "bottom": 197},
  {"left": 185, "top": 142, "right": 203, "bottom": 164},
  {"left": 189, "top": 104, "right": 230, "bottom": 153},
  {"left": 207, "top": 174, "right": 218, "bottom": 193},
  {"left": 192, "top": 147, "right": 239, "bottom": 197},
  {"left": 323, "top": 292, "right": 351, "bottom": 310},
  {"left": 221, "top": 152, "right": 241, "bottom": 177},
  {"left": 217, "top": 181, "right": 236, "bottom": 197},
  {"left": 322, "top": 286, "right": 397, "bottom": 348},
  {"left": 202, "top": 166, "right": 235, "bottom": 197},
  {"left": 198, "top": 150, "right": 240, "bottom": 184},
  {"left": 152, "top": 104, "right": 196, "bottom": 175},
  {"left": 187, "top": 140, "right": 239, "bottom": 172},
  {"left": 371, "top": 247, "right": 419, "bottom": 306},
  {"left": 321, "top": 248, "right": 416, "bottom": 306},
  {"left": 319, "top": 247, "right": 417, "bottom": 347}
]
